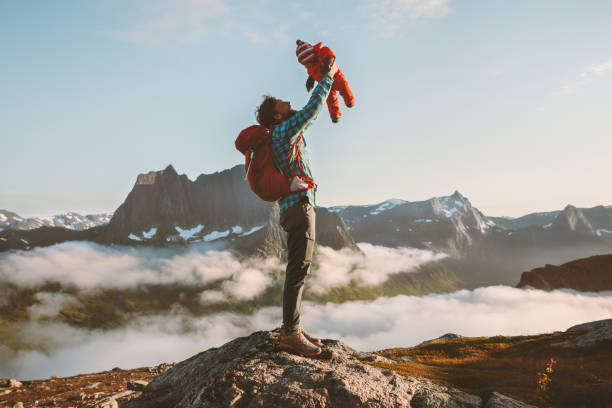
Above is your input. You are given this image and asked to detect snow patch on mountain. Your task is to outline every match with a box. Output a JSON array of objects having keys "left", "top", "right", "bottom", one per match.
[
  {"left": 239, "top": 225, "right": 264, "bottom": 236},
  {"left": 369, "top": 199, "right": 406, "bottom": 215},
  {"left": 0, "top": 211, "right": 111, "bottom": 231},
  {"left": 128, "top": 234, "right": 142, "bottom": 241},
  {"left": 204, "top": 229, "right": 230, "bottom": 242},
  {"left": 596, "top": 229, "right": 612, "bottom": 237},
  {"left": 443, "top": 207, "right": 459, "bottom": 218},
  {"left": 143, "top": 227, "right": 157, "bottom": 239},
  {"left": 176, "top": 225, "right": 204, "bottom": 240}
]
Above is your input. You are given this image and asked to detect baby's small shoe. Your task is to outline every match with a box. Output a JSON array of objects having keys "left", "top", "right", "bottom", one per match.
[{"left": 331, "top": 115, "right": 340, "bottom": 123}]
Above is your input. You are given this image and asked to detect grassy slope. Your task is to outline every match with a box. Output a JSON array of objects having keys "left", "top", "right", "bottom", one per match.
[{"left": 368, "top": 331, "right": 612, "bottom": 407}]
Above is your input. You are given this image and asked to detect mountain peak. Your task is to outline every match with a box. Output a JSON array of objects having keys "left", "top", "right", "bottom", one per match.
[
  {"left": 562, "top": 204, "right": 577, "bottom": 212},
  {"left": 450, "top": 190, "right": 464, "bottom": 199},
  {"left": 552, "top": 205, "right": 595, "bottom": 234},
  {"left": 163, "top": 164, "right": 177, "bottom": 175}
]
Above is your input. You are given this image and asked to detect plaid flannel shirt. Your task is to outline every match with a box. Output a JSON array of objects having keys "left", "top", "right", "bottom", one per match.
[{"left": 270, "top": 75, "right": 333, "bottom": 214}]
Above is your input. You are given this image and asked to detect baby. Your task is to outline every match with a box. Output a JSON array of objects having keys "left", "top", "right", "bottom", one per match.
[{"left": 296, "top": 39, "right": 354, "bottom": 123}]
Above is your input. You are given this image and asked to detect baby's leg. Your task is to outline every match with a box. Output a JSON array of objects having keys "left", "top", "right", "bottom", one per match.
[
  {"left": 326, "top": 90, "right": 341, "bottom": 122},
  {"left": 335, "top": 71, "right": 354, "bottom": 107}
]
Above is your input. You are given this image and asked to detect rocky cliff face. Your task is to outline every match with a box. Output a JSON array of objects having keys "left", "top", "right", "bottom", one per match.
[
  {"left": 101, "top": 164, "right": 272, "bottom": 244},
  {"left": 101, "top": 164, "right": 358, "bottom": 253},
  {"left": 516, "top": 254, "right": 612, "bottom": 291},
  {"left": 123, "top": 329, "right": 532, "bottom": 408}
]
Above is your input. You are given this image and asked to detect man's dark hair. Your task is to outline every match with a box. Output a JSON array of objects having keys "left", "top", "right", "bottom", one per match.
[{"left": 256, "top": 95, "right": 278, "bottom": 128}]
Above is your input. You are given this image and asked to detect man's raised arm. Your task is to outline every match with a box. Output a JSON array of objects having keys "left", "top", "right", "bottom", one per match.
[{"left": 275, "top": 63, "right": 339, "bottom": 144}]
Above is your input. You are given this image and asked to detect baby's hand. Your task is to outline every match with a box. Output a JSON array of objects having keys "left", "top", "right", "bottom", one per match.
[
  {"left": 321, "top": 56, "right": 337, "bottom": 77},
  {"left": 327, "top": 61, "right": 339, "bottom": 78}
]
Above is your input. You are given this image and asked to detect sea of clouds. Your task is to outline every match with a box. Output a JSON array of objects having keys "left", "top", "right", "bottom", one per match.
[
  {"left": 0, "top": 241, "right": 446, "bottom": 302},
  {"left": 1, "top": 242, "right": 612, "bottom": 380},
  {"left": 1, "top": 287, "right": 611, "bottom": 380}
]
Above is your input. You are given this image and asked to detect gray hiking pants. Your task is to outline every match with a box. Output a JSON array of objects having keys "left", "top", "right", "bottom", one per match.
[{"left": 279, "top": 199, "right": 316, "bottom": 336}]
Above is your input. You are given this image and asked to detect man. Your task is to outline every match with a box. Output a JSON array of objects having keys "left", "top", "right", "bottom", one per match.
[{"left": 255, "top": 61, "right": 339, "bottom": 356}]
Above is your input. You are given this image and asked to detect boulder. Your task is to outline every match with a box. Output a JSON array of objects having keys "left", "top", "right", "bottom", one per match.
[{"left": 123, "top": 329, "right": 485, "bottom": 408}]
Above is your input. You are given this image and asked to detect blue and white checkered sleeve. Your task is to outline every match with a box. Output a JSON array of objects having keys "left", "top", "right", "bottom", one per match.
[{"left": 276, "top": 75, "right": 333, "bottom": 145}]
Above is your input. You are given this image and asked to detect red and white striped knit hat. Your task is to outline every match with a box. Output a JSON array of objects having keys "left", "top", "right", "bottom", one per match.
[{"left": 296, "top": 40, "right": 315, "bottom": 65}]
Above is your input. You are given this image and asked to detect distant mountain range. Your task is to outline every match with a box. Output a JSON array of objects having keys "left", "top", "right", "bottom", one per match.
[
  {"left": 329, "top": 191, "right": 499, "bottom": 254},
  {"left": 0, "top": 165, "right": 358, "bottom": 256},
  {"left": 1, "top": 164, "right": 611, "bottom": 288},
  {"left": 0, "top": 210, "right": 110, "bottom": 231}
]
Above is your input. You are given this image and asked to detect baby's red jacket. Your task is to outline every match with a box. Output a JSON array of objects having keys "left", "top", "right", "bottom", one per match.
[{"left": 299, "top": 42, "right": 354, "bottom": 120}]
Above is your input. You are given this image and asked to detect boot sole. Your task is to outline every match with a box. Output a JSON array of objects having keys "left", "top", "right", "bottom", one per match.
[{"left": 279, "top": 341, "right": 322, "bottom": 356}]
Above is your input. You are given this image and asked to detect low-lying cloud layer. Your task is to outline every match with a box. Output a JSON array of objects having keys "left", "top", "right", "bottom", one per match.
[
  {"left": 2, "top": 286, "right": 611, "bottom": 380},
  {"left": 0, "top": 242, "right": 443, "bottom": 301},
  {"left": 312, "top": 243, "right": 448, "bottom": 293}
]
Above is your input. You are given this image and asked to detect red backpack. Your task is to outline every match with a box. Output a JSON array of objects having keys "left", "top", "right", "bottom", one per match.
[{"left": 235, "top": 125, "right": 314, "bottom": 202}]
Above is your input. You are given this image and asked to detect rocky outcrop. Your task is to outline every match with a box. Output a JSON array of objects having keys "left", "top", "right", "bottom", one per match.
[
  {"left": 124, "top": 329, "right": 530, "bottom": 408},
  {"left": 516, "top": 254, "right": 612, "bottom": 291},
  {"left": 555, "top": 318, "right": 612, "bottom": 348}
]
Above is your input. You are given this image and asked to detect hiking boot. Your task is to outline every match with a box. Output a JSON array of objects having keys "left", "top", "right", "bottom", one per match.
[
  {"left": 279, "top": 330, "right": 321, "bottom": 356},
  {"left": 301, "top": 328, "right": 322, "bottom": 346},
  {"left": 281, "top": 326, "right": 322, "bottom": 346},
  {"left": 331, "top": 115, "right": 340, "bottom": 123}
]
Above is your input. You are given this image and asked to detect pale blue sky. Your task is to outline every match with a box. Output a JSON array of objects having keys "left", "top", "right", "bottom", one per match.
[{"left": 1, "top": 0, "right": 611, "bottom": 217}]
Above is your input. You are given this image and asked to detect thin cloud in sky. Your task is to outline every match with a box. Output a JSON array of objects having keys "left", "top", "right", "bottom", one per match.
[
  {"left": 365, "top": 0, "right": 452, "bottom": 37},
  {"left": 556, "top": 59, "right": 612, "bottom": 95},
  {"left": 247, "top": 31, "right": 266, "bottom": 44},
  {"left": 109, "top": 0, "right": 230, "bottom": 46}
]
